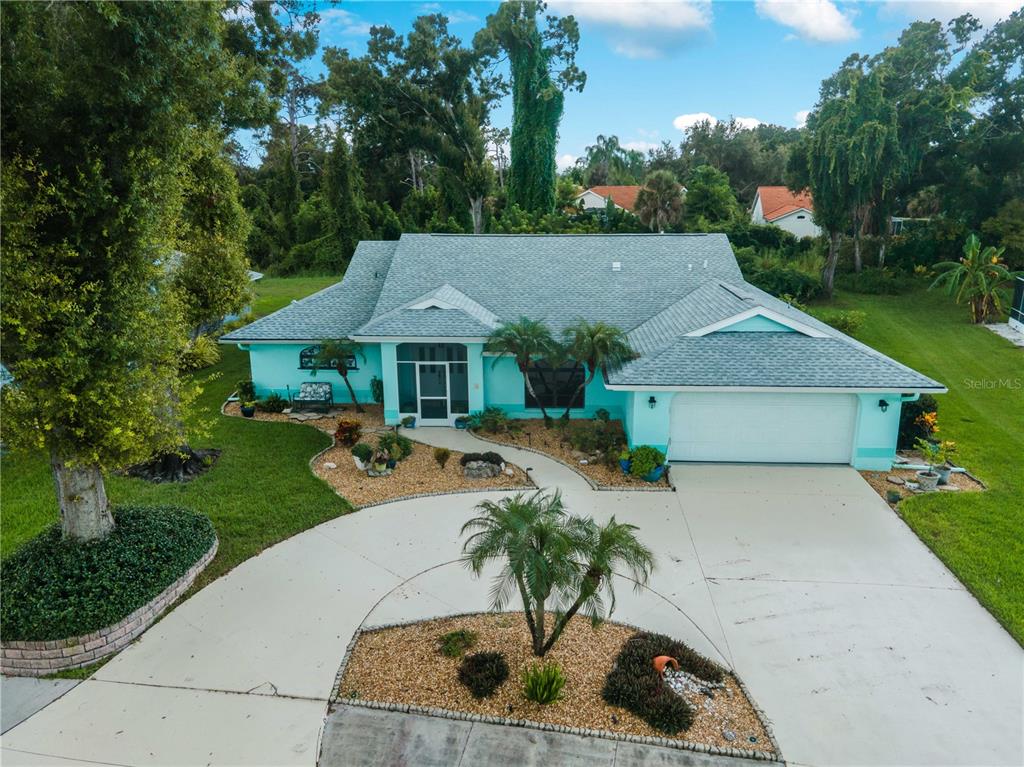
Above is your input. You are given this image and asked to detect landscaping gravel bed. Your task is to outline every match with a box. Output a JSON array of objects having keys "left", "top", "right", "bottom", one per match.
[
  {"left": 224, "top": 401, "right": 388, "bottom": 435},
  {"left": 861, "top": 451, "right": 984, "bottom": 505},
  {"left": 337, "top": 613, "right": 772, "bottom": 755},
  {"left": 473, "top": 420, "right": 671, "bottom": 490},
  {"left": 313, "top": 444, "right": 533, "bottom": 509}
]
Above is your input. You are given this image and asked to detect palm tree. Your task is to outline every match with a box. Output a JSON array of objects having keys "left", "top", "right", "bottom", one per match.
[
  {"left": 931, "top": 234, "right": 1020, "bottom": 323},
  {"left": 313, "top": 339, "right": 366, "bottom": 412},
  {"left": 634, "top": 170, "right": 684, "bottom": 233},
  {"left": 460, "top": 490, "right": 655, "bottom": 657},
  {"left": 486, "top": 317, "right": 556, "bottom": 419},
  {"left": 561, "top": 320, "right": 634, "bottom": 417}
]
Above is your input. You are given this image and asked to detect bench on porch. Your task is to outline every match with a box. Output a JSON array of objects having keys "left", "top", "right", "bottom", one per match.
[{"left": 288, "top": 382, "right": 334, "bottom": 412}]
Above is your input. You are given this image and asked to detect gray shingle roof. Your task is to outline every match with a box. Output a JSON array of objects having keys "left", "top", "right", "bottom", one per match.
[
  {"left": 220, "top": 241, "right": 397, "bottom": 341},
  {"left": 355, "top": 284, "right": 500, "bottom": 337},
  {"left": 607, "top": 333, "right": 943, "bottom": 389}
]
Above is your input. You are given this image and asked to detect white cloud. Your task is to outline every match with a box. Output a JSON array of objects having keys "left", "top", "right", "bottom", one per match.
[
  {"left": 881, "top": 0, "right": 1019, "bottom": 25},
  {"left": 319, "top": 8, "right": 372, "bottom": 36},
  {"left": 622, "top": 140, "right": 660, "bottom": 152},
  {"left": 673, "top": 112, "right": 718, "bottom": 132},
  {"left": 734, "top": 116, "right": 763, "bottom": 130},
  {"left": 754, "top": 0, "right": 859, "bottom": 42},
  {"left": 557, "top": 153, "right": 578, "bottom": 171},
  {"left": 446, "top": 10, "right": 481, "bottom": 24},
  {"left": 795, "top": 109, "right": 811, "bottom": 128},
  {"left": 550, "top": 0, "right": 712, "bottom": 58}
]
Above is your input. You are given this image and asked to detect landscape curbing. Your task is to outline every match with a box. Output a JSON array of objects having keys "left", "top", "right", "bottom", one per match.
[
  {"left": 1, "top": 536, "right": 218, "bottom": 677},
  {"left": 469, "top": 429, "right": 674, "bottom": 493},
  {"left": 328, "top": 610, "right": 784, "bottom": 763}
]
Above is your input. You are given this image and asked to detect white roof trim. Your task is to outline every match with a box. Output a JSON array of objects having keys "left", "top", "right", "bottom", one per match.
[
  {"left": 350, "top": 335, "right": 489, "bottom": 344},
  {"left": 765, "top": 206, "right": 813, "bottom": 222},
  {"left": 604, "top": 384, "right": 948, "bottom": 394},
  {"left": 408, "top": 297, "right": 459, "bottom": 310},
  {"left": 685, "top": 306, "right": 829, "bottom": 338}
]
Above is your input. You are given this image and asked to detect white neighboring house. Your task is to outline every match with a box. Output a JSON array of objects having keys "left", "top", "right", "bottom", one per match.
[
  {"left": 574, "top": 185, "right": 642, "bottom": 212},
  {"left": 751, "top": 186, "right": 821, "bottom": 239}
]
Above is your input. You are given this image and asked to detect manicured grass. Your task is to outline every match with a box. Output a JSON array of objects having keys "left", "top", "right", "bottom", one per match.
[
  {"left": 820, "top": 286, "right": 1024, "bottom": 644},
  {"left": 1, "top": 277, "right": 350, "bottom": 591},
  {"left": 249, "top": 275, "right": 338, "bottom": 317}
]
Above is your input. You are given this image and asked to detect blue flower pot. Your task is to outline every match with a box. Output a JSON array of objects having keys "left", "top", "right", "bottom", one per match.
[
  {"left": 454, "top": 418, "right": 469, "bottom": 430},
  {"left": 402, "top": 417, "right": 416, "bottom": 429},
  {"left": 643, "top": 465, "right": 666, "bottom": 483},
  {"left": 619, "top": 459, "right": 632, "bottom": 474}
]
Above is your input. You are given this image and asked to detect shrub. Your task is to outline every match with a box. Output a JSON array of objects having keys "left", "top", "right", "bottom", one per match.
[
  {"left": 438, "top": 629, "right": 477, "bottom": 658},
  {"left": 378, "top": 431, "right": 413, "bottom": 461},
  {"left": 433, "top": 447, "right": 452, "bottom": 470},
  {"left": 475, "top": 406, "right": 512, "bottom": 434},
  {"left": 898, "top": 394, "right": 938, "bottom": 450},
  {"left": 814, "top": 309, "right": 866, "bottom": 336},
  {"left": 1, "top": 506, "right": 216, "bottom": 641},
  {"left": 522, "top": 662, "right": 566, "bottom": 704},
  {"left": 835, "top": 268, "right": 916, "bottom": 295},
  {"left": 236, "top": 379, "right": 256, "bottom": 401},
  {"left": 458, "top": 651, "right": 509, "bottom": 698},
  {"left": 602, "top": 631, "right": 725, "bottom": 735},
  {"left": 335, "top": 418, "right": 362, "bottom": 447},
  {"left": 369, "top": 376, "right": 384, "bottom": 404},
  {"left": 351, "top": 443, "right": 373, "bottom": 462},
  {"left": 569, "top": 420, "right": 624, "bottom": 455},
  {"left": 593, "top": 408, "right": 610, "bottom": 422},
  {"left": 629, "top": 445, "right": 665, "bottom": 478},
  {"left": 180, "top": 334, "right": 221, "bottom": 372},
  {"left": 459, "top": 451, "right": 504, "bottom": 467},
  {"left": 257, "top": 393, "right": 288, "bottom": 413},
  {"left": 747, "top": 266, "right": 821, "bottom": 301}
]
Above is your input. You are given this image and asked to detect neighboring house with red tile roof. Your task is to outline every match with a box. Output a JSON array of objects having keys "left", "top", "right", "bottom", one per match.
[
  {"left": 576, "top": 185, "right": 642, "bottom": 212},
  {"left": 751, "top": 186, "right": 821, "bottom": 239}
]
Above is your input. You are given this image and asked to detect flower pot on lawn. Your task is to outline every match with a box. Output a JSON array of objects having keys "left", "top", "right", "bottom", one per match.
[
  {"left": 936, "top": 466, "right": 952, "bottom": 485},
  {"left": 916, "top": 470, "right": 940, "bottom": 492},
  {"left": 240, "top": 403, "right": 256, "bottom": 418}
]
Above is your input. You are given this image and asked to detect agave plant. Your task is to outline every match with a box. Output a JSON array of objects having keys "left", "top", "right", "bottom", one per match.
[{"left": 930, "top": 235, "right": 1021, "bottom": 323}]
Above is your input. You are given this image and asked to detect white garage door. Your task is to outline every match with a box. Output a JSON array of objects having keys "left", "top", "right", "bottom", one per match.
[{"left": 668, "top": 392, "right": 858, "bottom": 464}]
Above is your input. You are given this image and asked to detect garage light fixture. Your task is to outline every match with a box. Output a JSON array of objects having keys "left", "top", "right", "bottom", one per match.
[
  {"left": 648, "top": 396, "right": 657, "bottom": 409},
  {"left": 878, "top": 399, "right": 889, "bottom": 412}
]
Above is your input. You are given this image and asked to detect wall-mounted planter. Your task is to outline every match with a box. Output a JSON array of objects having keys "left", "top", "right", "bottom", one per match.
[{"left": 1, "top": 537, "right": 217, "bottom": 677}]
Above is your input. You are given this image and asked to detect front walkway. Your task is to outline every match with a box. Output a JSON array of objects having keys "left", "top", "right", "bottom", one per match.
[{"left": 2, "top": 430, "right": 1021, "bottom": 766}]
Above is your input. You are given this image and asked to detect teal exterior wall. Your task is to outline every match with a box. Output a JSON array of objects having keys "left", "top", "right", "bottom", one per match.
[
  {"left": 481, "top": 356, "right": 627, "bottom": 420},
  {"left": 715, "top": 315, "right": 796, "bottom": 332},
  {"left": 467, "top": 343, "right": 485, "bottom": 414},
  {"left": 245, "top": 343, "right": 382, "bottom": 405},
  {"left": 851, "top": 392, "right": 906, "bottom": 470},
  {"left": 622, "top": 391, "right": 672, "bottom": 454}
]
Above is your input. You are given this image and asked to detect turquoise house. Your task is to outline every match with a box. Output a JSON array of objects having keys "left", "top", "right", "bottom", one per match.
[{"left": 221, "top": 234, "right": 945, "bottom": 470}]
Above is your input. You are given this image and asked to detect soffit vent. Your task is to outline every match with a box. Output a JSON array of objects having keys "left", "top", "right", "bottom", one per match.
[{"left": 612, "top": 261, "right": 622, "bottom": 271}]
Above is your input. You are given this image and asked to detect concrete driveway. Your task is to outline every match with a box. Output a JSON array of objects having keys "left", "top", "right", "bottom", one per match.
[{"left": 2, "top": 439, "right": 1020, "bottom": 767}]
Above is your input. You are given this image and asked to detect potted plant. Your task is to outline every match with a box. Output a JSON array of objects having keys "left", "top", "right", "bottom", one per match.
[
  {"left": 240, "top": 400, "right": 256, "bottom": 418},
  {"left": 913, "top": 438, "right": 941, "bottom": 492},
  {"left": 618, "top": 447, "right": 632, "bottom": 475},
  {"left": 351, "top": 443, "right": 373, "bottom": 471},
  {"left": 402, "top": 414, "right": 417, "bottom": 429},
  {"left": 629, "top": 445, "right": 667, "bottom": 483},
  {"left": 454, "top": 415, "right": 470, "bottom": 430},
  {"left": 369, "top": 449, "right": 391, "bottom": 476},
  {"left": 935, "top": 440, "right": 957, "bottom": 485}
]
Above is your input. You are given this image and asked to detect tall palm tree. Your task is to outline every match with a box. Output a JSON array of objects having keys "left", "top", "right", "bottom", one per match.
[
  {"left": 634, "top": 170, "right": 684, "bottom": 233},
  {"left": 313, "top": 339, "right": 366, "bottom": 412},
  {"left": 561, "top": 320, "right": 634, "bottom": 417},
  {"left": 486, "top": 317, "right": 556, "bottom": 419},
  {"left": 460, "top": 490, "right": 655, "bottom": 657},
  {"left": 931, "top": 234, "right": 1020, "bottom": 323}
]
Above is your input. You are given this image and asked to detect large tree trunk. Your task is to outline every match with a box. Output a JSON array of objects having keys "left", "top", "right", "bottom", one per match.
[
  {"left": 336, "top": 365, "right": 365, "bottom": 413},
  {"left": 469, "top": 195, "right": 484, "bottom": 235},
  {"left": 50, "top": 452, "right": 114, "bottom": 541},
  {"left": 822, "top": 231, "right": 841, "bottom": 298},
  {"left": 562, "top": 365, "right": 596, "bottom": 419},
  {"left": 521, "top": 363, "right": 550, "bottom": 419},
  {"left": 533, "top": 600, "right": 547, "bottom": 657}
]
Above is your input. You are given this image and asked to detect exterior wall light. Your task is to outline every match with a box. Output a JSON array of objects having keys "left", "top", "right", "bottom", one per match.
[
  {"left": 648, "top": 395, "right": 657, "bottom": 409},
  {"left": 878, "top": 399, "right": 889, "bottom": 412}
]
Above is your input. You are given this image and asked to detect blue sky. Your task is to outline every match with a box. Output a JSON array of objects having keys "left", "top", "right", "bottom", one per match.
[{"left": 267, "top": 0, "right": 1019, "bottom": 167}]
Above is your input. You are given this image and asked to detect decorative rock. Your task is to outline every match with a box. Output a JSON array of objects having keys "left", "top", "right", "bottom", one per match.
[
  {"left": 723, "top": 729, "right": 737, "bottom": 742},
  {"left": 886, "top": 475, "right": 905, "bottom": 486},
  {"left": 579, "top": 459, "right": 589, "bottom": 465},
  {"left": 463, "top": 460, "right": 501, "bottom": 479},
  {"left": 324, "top": 462, "right": 337, "bottom": 469},
  {"left": 367, "top": 468, "right": 392, "bottom": 477},
  {"left": 503, "top": 467, "right": 514, "bottom": 476}
]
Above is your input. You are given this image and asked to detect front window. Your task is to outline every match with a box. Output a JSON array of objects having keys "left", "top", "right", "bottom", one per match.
[
  {"left": 525, "top": 362, "right": 585, "bottom": 409},
  {"left": 299, "top": 345, "right": 357, "bottom": 371}
]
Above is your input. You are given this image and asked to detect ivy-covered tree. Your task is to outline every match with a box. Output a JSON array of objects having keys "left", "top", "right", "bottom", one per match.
[{"left": 476, "top": 1, "right": 586, "bottom": 215}]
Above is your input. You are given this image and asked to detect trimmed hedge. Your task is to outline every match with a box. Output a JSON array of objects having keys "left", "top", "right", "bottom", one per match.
[
  {"left": 459, "top": 451, "right": 504, "bottom": 467},
  {"left": 1, "top": 506, "right": 216, "bottom": 642},
  {"left": 602, "top": 631, "right": 725, "bottom": 735}
]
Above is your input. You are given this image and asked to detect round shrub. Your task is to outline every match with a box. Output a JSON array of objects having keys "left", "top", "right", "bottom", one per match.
[
  {"left": 458, "top": 651, "right": 509, "bottom": 699},
  {"left": 459, "top": 451, "right": 504, "bottom": 467},
  {"left": 350, "top": 443, "right": 373, "bottom": 462},
  {"left": 257, "top": 393, "right": 288, "bottom": 413},
  {"left": 628, "top": 445, "right": 665, "bottom": 478},
  {"left": 377, "top": 431, "right": 413, "bottom": 460},
  {"left": 898, "top": 394, "right": 939, "bottom": 450},
  {"left": 438, "top": 629, "right": 477, "bottom": 658},
  {"left": 335, "top": 418, "right": 363, "bottom": 447},
  {"left": 1, "top": 506, "right": 216, "bottom": 642}
]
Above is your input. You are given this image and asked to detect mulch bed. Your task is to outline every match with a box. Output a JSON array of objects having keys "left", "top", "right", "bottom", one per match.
[
  {"left": 337, "top": 613, "right": 772, "bottom": 755},
  {"left": 472, "top": 420, "right": 671, "bottom": 490},
  {"left": 312, "top": 444, "right": 533, "bottom": 509},
  {"left": 861, "top": 450, "right": 985, "bottom": 506}
]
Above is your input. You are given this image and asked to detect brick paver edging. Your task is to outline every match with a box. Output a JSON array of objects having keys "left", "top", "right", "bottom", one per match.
[
  {"left": 468, "top": 430, "right": 673, "bottom": 493},
  {"left": 1, "top": 536, "right": 218, "bottom": 677},
  {"left": 329, "top": 611, "right": 784, "bottom": 763}
]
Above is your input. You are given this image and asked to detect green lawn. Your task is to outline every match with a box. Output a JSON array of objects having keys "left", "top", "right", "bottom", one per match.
[
  {"left": 249, "top": 275, "right": 337, "bottom": 317},
  {"left": 822, "top": 286, "right": 1023, "bottom": 645},
  {"left": 1, "top": 277, "right": 350, "bottom": 589}
]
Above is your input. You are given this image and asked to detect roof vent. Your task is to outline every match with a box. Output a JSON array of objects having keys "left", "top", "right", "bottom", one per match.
[
  {"left": 612, "top": 261, "right": 622, "bottom": 272},
  {"left": 703, "top": 259, "right": 708, "bottom": 269},
  {"left": 688, "top": 263, "right": 693, "bottom": 272}
]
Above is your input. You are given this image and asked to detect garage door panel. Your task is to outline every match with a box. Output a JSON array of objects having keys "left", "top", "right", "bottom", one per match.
[{"left": 668, "top": 392, "right": 857, "bottom": 464}]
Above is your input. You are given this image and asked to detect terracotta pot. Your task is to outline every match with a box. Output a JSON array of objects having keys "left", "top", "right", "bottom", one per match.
[{"left": 652, "top": 655, "right": 679, "bottom": 675}]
